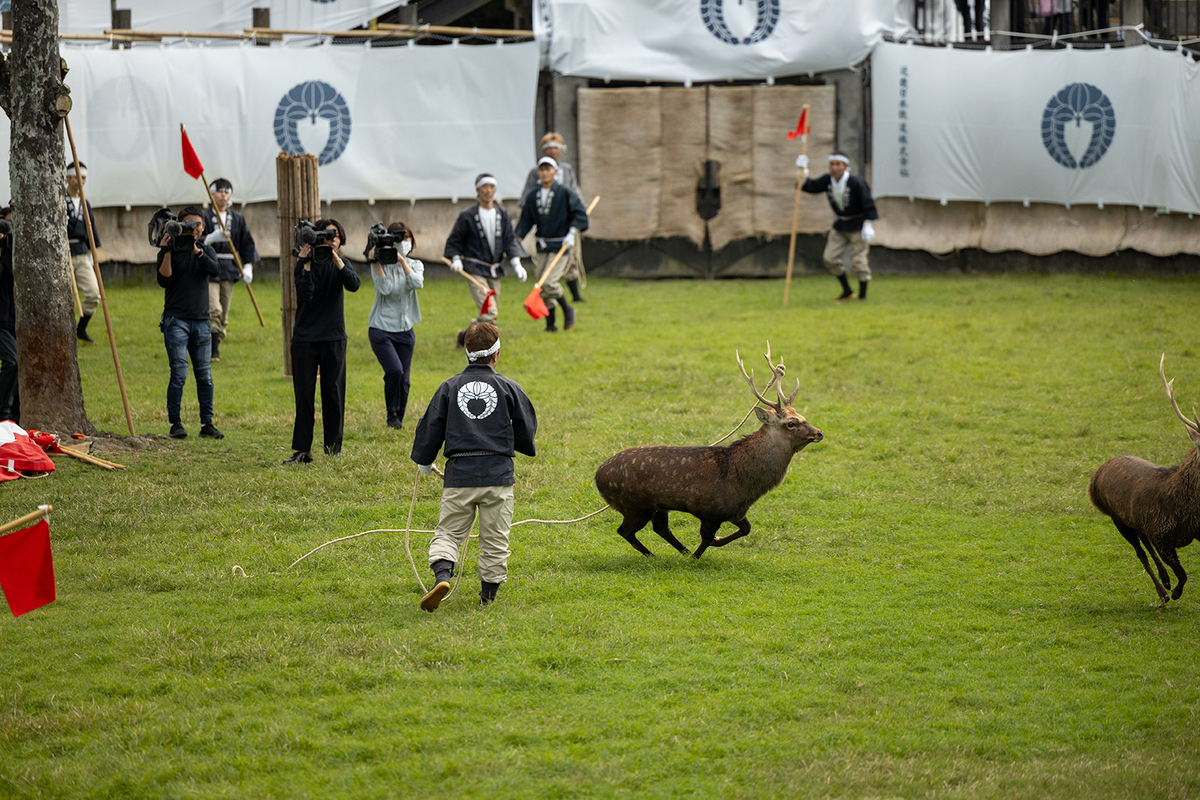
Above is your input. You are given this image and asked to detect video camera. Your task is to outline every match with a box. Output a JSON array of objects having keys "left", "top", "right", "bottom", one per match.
[
  {"left": 293, "top": 220, "right": 335, "bottom": 264},
  {"left": 148, "top": 207, "right": 201, "bottom": 252},
  {"left": 364, "top": 222, "right": 400, "bottom": 265}
]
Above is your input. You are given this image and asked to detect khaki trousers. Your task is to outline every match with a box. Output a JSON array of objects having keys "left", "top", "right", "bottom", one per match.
[
  {"left": 428, "top": 484, "right": 515, "bottom": 584},
  {"left": 71, "top": 253, "right": 100, "bottom": 316},
  {"left": 468, "top": 276, "right": 501, "bottom": 325},
  {"left": 208, "top": 280, "right": 236, "bottom": 343},
  {"left": 534, "top": 251, "right": 568, "bottom": 308},
  {"left": 562, "top": 239, "right": 586, "bottom": 286},
  {"left": 822, "top": 230, "right": 871, "bottom": 282}
]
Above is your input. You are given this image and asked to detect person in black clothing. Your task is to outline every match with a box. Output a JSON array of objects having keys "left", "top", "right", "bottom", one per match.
[
  {"left": 285, "top": 218, "right": 361, "bottom": 464},
  {"left": 156, "top": 206, "right": 223, "bottom": 439},
  {"left": 411, "top": 322, "right": 538, "bottom": 611},
  {"left": 797, "top": 153, "right": 879, "bottom": 301},
  {"left": 515, "top": 157, "right": 589, "bottom": 333},
  {"left": 201, "top": 178, "right": 259, "bottom": 363},
  {"left": 0, "top": 205, "right": 18, "bottom": 423}
]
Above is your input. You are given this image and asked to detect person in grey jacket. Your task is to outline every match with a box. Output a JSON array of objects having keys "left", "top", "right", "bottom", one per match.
[{"left": 366, "top": 221, "right": 423, "bottom": 429}]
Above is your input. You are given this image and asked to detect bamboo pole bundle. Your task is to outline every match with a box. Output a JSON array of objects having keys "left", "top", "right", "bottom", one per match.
[{"left": 275, "top": 154, "right": 320, "bottom": 377}]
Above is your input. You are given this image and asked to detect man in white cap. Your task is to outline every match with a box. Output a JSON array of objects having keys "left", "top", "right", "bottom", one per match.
[
  {"left": 65, "top": 161, "right": 101, "bottom": 343},
  {"left": 797, "top": 153, "right": 879, "bottom": 301},
  {"left": 515, "top": 156, "right": 589, "bottom": 332},
  {"left": 445, "top": 173, "right": 527, "bottom": 348},
  {"left": 201, "top": 178, "right": 259, "bottom": 363}
]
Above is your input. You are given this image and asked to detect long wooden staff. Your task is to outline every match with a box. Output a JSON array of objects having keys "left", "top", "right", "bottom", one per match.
[
  {"left": 439, "top": 256, "right": 495, "bottom": 294},
  {"left": 64, "top": 113, "right": 136, "bottom": 437},
  {"left": 0, "top": 505, "right": 51, "bottom": 537},
  {"left": 199, "top": 175, "right": 266, "bottom": 327},
  {"left": 532, "top": 194, "right": 601, "bottom": 290},
  {"left": 783, "top": 104, "right": 809, "bottom": 307}
]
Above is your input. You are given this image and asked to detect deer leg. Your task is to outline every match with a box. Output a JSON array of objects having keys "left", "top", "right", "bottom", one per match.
[
  {"left": 1142, "top": 536, "right": 1173, "bottom": 590},
  {"left": 1158, "top": 545, "right": 1188, "bottom": 601},
  {"left": 692, "top": 519, "right": 723, "bottom": 560},
  {"left": 712, "top": 516, "right": 752, "bottom": 548},
  {"left": 1115, "top": 523, "right": 1171, "bottom": 603},
  {"left": 651, "top": 510, "right": 690, "bottom": 555},
  {"left": 617, "top": 511, "right": 656, "bottom": 557}
]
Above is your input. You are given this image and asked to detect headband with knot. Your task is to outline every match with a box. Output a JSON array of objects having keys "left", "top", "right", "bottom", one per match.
[{"left": 467, "top": 339, "right": 501, "bottom": 360}]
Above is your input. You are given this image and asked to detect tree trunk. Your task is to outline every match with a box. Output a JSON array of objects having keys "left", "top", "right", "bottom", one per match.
[{"left": 5, "top": 0, "right": 95, "bottom": 434}]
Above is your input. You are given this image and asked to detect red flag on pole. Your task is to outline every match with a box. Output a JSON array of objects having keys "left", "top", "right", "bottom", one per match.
[
  {"left": 786, "top": 108, "right": 810, "bottom": 140},
  {"left": 0, "top": 519, "right": 56, "bottom": 617},
  {"left": 181, "top": 126, "right": 204, "bottom": 179}
]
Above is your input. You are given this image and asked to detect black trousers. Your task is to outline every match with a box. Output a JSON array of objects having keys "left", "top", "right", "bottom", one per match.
[
  {"left": 290, "top": 339, "right": 347, "bottom": 454},
  {"left": 0, "top": 328, "right": 17, "bottom": 423}
]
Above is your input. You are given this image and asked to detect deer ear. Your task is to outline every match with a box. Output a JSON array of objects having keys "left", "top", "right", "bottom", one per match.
[
  {"left": 753, "top": 406, "right": 774, "bottom": 424},
  {"left": 1189, "top": 428, "right": 1200, "bottom": 448}
]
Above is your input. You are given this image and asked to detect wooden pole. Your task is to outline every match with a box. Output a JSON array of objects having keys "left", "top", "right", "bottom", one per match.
[
  {"left": 439, "top": 257, "right": 494, "bottom": 293},
  {"left": 276, "top": 154, "right": 319, "bottom": 377},
  {"left": 0, "top": 505, "right": 51, "bottom": 537},
  {"left": 532, "top": 195, "right": 600, "bottom": 290},
  {"left": 56, "top": 446, "right": 125, "bottom": 470},
  {"left": 783, "top": 104, "right": 809, "bottom": 308},
  {"left": 63, "top": 113, "right": 137, "bottom": 437},
  {"left": 199, "top": 171, "right": 266, "bottom": 327}
]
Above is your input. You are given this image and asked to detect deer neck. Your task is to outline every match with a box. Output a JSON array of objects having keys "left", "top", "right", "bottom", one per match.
[{"left": 730, "top": 427, "right": 795, "bottom": 491}]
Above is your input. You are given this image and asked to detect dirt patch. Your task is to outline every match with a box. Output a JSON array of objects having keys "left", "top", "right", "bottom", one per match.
[{"left": 87, "top": 431, "right": 169, "bottom": 454}]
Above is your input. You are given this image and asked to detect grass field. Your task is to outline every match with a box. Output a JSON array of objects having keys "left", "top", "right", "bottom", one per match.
[{"left": 2, "top": 271, "right": 1200, "bottom": 798}]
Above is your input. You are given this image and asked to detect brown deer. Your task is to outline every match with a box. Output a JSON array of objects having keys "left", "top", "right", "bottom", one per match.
[
  {"left": 1089, "top": 355, "right": 1200, "bottom": 603},
  {"left": 594, "top": 346, "right": 823, "bottom": 559}
]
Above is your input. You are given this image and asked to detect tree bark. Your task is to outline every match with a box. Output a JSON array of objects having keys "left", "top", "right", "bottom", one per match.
[{"left": 7, "top": 0, "right": 95, "bottom": 434}]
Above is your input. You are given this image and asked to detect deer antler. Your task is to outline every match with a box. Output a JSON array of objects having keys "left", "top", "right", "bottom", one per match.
[
  {"left": 1161, "top": 354, "right": 1200, "bottom": 437},
  {"left": 764, "top": 348, "right": 802, "bottom": 410},
  {"left": 737, "top": 343, "right": 783, "bottom": 412}
]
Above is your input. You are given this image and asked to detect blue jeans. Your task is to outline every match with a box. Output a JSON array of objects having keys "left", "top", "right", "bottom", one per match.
[{"left": 163, "top": 316, "right": 214, "bottom": 424}]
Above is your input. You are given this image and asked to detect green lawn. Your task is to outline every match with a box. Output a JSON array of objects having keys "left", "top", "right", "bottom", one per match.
[{"left": 3, "top": 272, "right": 1200, "bottom": 798}]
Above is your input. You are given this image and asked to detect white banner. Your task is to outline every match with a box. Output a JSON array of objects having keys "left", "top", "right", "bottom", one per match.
[
  {"left": 872, "top": 42, "right": 1200, "bottom": 215},
  {"left": 54, "top": 0, "right": 407, "bottom": 35},
  {"left": 534, "top": 0, "right": 911, "bottom": 82},
  {"left": 0, "top": 41, "right": 538, "bottom": 208}
]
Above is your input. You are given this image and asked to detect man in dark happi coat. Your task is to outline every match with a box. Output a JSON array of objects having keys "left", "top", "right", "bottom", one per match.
[
  {"left": 515, "top": 157, "right": 588, "bottom": 333},
  {"left": 201, "top": 178, "right": 259, "bottom": 362},
  {"left": 798, "top": 153, "right": 879, "bottom": 301}
]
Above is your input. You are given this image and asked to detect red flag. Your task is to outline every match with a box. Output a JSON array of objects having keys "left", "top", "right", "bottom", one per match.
[
  {"left": 181, "top": 127, "right": 204, "bottom": 179},
  {"left": 0, "top": 519, "right": 56, "bottom": 617},
  {"left": 480, "top": 290, "right": 497, "bottom": 317},
  {"left": 786, "top": 108, "right": 810, "bottom": 140}
]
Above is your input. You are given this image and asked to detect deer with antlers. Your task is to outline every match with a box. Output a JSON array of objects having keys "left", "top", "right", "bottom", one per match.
[
  {"left": 594, "top": 345, "right": 824, "bottom": 559},
  {"left": 1089, "top": 355, "right": 1200, "bottom": 603}
]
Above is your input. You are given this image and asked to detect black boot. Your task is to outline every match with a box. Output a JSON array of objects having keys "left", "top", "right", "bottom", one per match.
[
  {"left": 835, "top": 274, "right": 854, "bottom": 302},
  {"left": 559, "top": 298, "right": 576, "bottom": 330},
  {"left": 480, "top": 581, "right": 500, "bottom": 605},
  {"left": 857, "top": 279, "right": 869, "bottom": 301},
  {"left": 566, "top": 278, "right": 584, "bottom": 303},
  {"left": 421, "top": 559, "right": 455, "bottom": 612},
  {"left": 210, "top": 338, "right": 220, "bottom": 363},
  {"left": 76, "top": 314, "right": 96, "bottom": 344},
  {"left": 384, "top": 372, "right": 403, "bottom": 428},
  {"left": 544, "top": 307, "right": 557, "bottom": 333}
]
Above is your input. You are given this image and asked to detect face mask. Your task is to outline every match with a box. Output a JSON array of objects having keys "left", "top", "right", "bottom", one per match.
[{"left": 400, "top": 240, "right": 412, "bottom": 256}]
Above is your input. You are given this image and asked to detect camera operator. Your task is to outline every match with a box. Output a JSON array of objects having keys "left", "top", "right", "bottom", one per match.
[
  {"left": 0, "top": 206, "right": 17, "bottom": 423},
  {"left": 285, "top": 218, "right": 360, "bottom": 464},
  {"left": 366, "top": 221, "right": 422, "bottom": 429},
  {"left": 65, "top": 161, "right": 101, "bottom": 344},
  {"left": 156, "top": 206, "right": 223, "bottom": 440},
  {"left": 201, "top": 178, "right": 259, "bottom": 363}
]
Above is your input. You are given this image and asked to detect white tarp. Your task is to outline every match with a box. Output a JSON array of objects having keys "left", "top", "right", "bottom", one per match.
[
  {"left": 534, "top": 0, "right": 911, "bottom": 82},
  {"left": 54, "top": 0, "right": 407, "bottom": 35},
  {"left": 872, "top": 41, "right": 1200, "bottom": 215},
  {"left": 0, "top": 41, "right": 538, "bottom": 207}
]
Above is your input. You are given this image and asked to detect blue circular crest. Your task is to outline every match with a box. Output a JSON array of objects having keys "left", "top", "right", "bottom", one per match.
[
  {"left": 701, "top": 0, "right": 780, "bottom": 45},
  {"left": 1041, "top": 83, "right": 1115, "bottom": 169},
  {"left": 273, "top": 81, "right": 352, "bottom": 166}
]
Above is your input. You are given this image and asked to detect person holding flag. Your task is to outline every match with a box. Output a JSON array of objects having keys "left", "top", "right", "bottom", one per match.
[
  {"left": 796, "top": 152, "right": 879, "bottom": 302},
  {"left": 445, "top": 173, "right": 527, "bottom": 347},
  {"left": 515, "top": 158, "right": 588, "bottom": 333},
  {"left": 201, "top": 178, "right": 259, "bottom": 363}
]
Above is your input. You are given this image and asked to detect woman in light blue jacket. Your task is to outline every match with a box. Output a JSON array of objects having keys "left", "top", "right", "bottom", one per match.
[{"left": 366, "top": 221, "right": 423, "bottom": 428}]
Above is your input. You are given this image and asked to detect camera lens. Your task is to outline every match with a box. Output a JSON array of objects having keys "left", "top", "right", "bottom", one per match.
[
  {"left": 378, "top": 247, "right": 398, "bottom": 265},
  {"left": 313, "top": 244, "right": 334, "bottom": 263}
]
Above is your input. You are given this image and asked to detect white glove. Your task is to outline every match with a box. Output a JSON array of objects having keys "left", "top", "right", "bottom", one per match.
[
  {"left": 204, "top": 228, "right": 230, "bottom": 245},
  {"left": 417, "top": 463, "right": 433, "bottom": 475},
  {"left": 450, "top": 255, "right": 464, "bottom": 272},
  {"left": 795, "top": 154, "right": 809, "bottom": 169},
  {"left": 563, "top": 227, "right": 577, "bottom": 249},
  {"left": 511, "top": 258, "right": 527, "bottom": 282},
  {"left": 241, "top": 263, "right": 254, "bottom": 284},
  {"left": 860, "top": 220, "right": 875, "bottom": 243}
]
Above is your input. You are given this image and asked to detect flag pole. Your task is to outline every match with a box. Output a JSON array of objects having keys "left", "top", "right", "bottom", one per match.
[
  {"left": 181, "top": 125, "right": 266, "bottom": 327},
  {"left": 64, "top": 113, "right": 137, "bottom": 437},
  {"left": 0, "top": 505, "right": 51, "bottom": 537},
  {"left": 783, "top": 103, "right": 809, "bottom": 307}
]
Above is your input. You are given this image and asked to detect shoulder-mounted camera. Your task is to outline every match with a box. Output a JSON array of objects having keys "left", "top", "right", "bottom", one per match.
[
  {"left": 364, "top": 222, "right": 399, "bottom": 265},
  {"left": 148, "top": 207, "right": 200, "bottom": 252},
  {"left": 293, "top": 220, "right": 335, "bottom": 264}
]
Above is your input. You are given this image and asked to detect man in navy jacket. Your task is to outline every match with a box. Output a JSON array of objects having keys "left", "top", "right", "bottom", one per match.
[{"left": 799, "top": 153, "right": 879, "bottom": 301}]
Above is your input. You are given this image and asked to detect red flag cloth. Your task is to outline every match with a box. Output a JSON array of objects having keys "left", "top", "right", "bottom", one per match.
[
  {"left": 523, "top": 288, "right": 549, "bottom": 320},
  {"left": 0, "top": 421, "right": 55, "bottom": 477},
  {"left": 480, "top": 290, "right": 497, "bottom": 317},
  {"left": 0, "top": 519, "right": 56, "bottom": 616},
  {"left": 181, "top": 128, "right": 204, "bottom": 179},
  {"left": 786, "top": 108, "right": 810, "bottom": 140},
  {"left": 25, "top": 430, "right": 63, "bottom": 455}
]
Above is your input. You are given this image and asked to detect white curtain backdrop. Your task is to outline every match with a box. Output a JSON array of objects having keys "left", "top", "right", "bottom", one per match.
[
  {"left": 0, "top": 41, "right": 538, "bottom": 207},
  {"left": 872, "top": 42, "right": 1200, "bottom": 215},
  {"left": 533, "top": 0, "right": 912, "bottom": 81},
  {"left": 56, "top": 0, "right": 408, "bottom": 35}
]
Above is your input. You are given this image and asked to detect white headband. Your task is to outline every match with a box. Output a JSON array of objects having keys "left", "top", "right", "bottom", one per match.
[
  {"left": 210, "top": 183, "right": 232, "bottom": 194},
  {"left": 65, "top": 165, "right": 87, "bottom": 177},
  {"left": 476, "top": 176, "right": 497, "bottom": 190},
  {"left": 829, "top": 154, "right": 850, "bottom": 164},
  {"left": 541, "top": 140, "right": 566, "bottom": 153},
  {"left": 467, "top": 339, "right": 501, "bottom": 360},
  {"left": 537, "top": 156, "right": 558, "bottom": 170}
]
